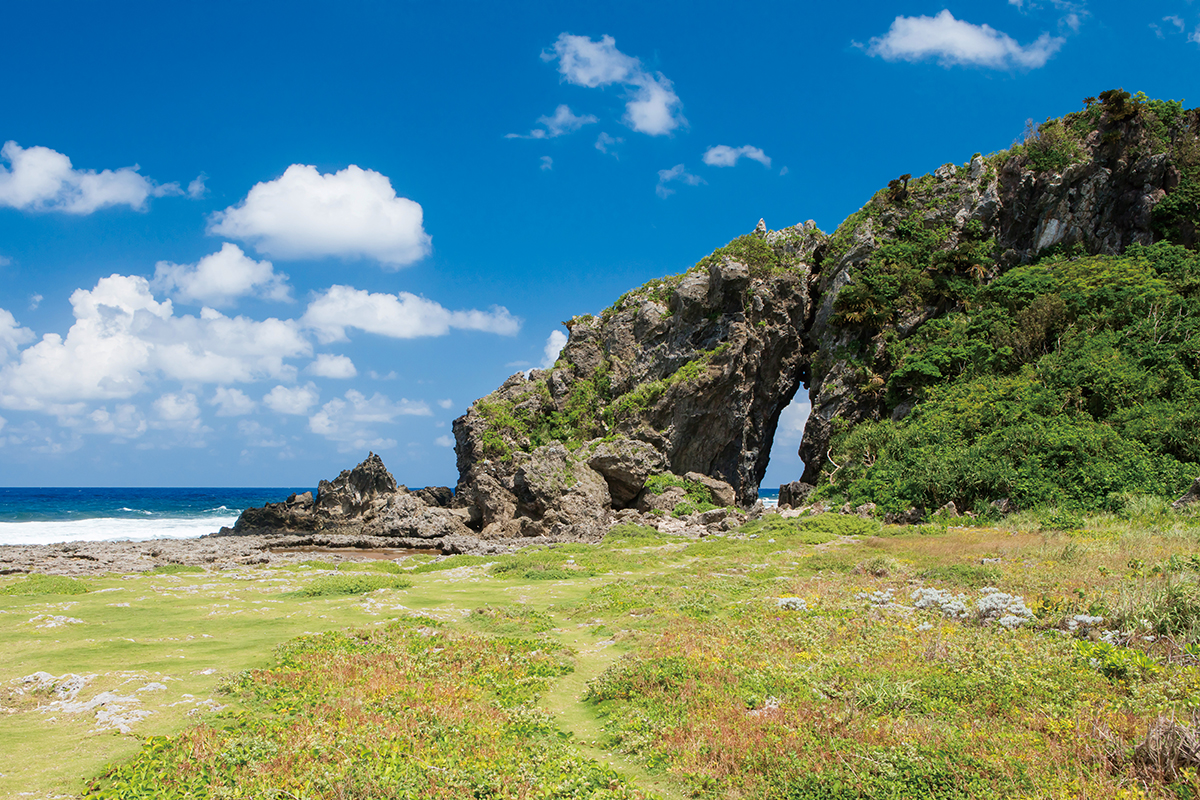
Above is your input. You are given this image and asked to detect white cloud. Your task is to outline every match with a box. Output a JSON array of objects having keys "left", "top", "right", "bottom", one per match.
[
  {"left": 1164, "top": 16, "right": 1184, "bottom": 32},
  {"left": 437, "top": 398, "right": 454, "bottom": 409},
  {"left": 302, "top": 285, "right": 520, "bottom": 344},
  {"left": 542, "top": 330, "right": 568, "bottom": 368},
  {"left": 208, "top": 164, "right": 432, "bottom": 267},
  {"left": 308, "top": 389, "right": 431, "bottom": 451},
  {"left": 0, "top": 141, "right": 181, "bottom": 214},
  {"left": 434, "top": 435, "right": 454, "bottom": 447},
  {"left": 0, "top": 255, "right": 10, "bottom": 266},
  {"left": 152, "top": 243, "right": 291, "bottom": 307},
  {"left": 1190, "top": 23, "right": 1200, "bottom": 45},
  {"left": 774, "top": 397, "right": 812, "bottom": 444},
  {"left": 542, "top": 34, "right": 686, "bottom": 136},
  {"left": 595, "top": 132, "right": 623, "bottom": 156},
  {"left": 154, "top": 391, "right": 200, "bottom": 422},
  {"left": 29, "top": 294, "right": 42, "bottom": 310},
  {"left": 0, "top": 275, "right": 310, "bottom": 411},
  {"left": 62, "top": 403, "right": 148, "bottom": 439},
  {"left": 507, "top": 104, "right": 597, "bottom": 139},
  {"left": 0, "top": 415, "right": 5, "bottom": 433},
  {"left": 263, "top": 383, "right": 320, "bottom": 416},
  {"left": 308, "top": 353, "right": 357, "bottom": 379},
  {"left": 0, "top": 308, "right": 35, "bottom": 363},
  {"left": 655, "top": 164, "right": 705, "bottom": 198},
  {"left": 540, "top": 156, "right": 554, "bottom": 171},
  {"left": 210, "top": 386, "right": 257, "bottom": 416},
  {"left": 702, "top": 145, "right": 772, "bottom": 168},
  {"left": 865, "top": 10, "right": 1064, "bottom": 69},
  {"left": 187, "top": 173, "right": 208, "bottom": 199}
]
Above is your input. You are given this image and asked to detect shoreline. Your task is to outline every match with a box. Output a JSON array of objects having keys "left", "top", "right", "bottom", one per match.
[{"left": 0, "top": 530, "right": 519, "bottom": 577}]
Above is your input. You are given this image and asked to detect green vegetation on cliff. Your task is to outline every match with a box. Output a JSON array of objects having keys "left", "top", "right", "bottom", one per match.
[{"left": 823, "top": 242, "right": 1200, "bottom": 513}]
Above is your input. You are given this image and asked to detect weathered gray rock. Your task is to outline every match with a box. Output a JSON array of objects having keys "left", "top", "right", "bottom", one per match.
[
  {"left": 636, "top": 486, "right": 687, "bottom": 514},
  {"left": 1174, "top": 479, "right": 1200, "bottom": 511},
  {"left": 586, "top": 437, "right": 666, "bottom": 507},
  {"left": 316, "top": 452, "right": 397, "bottom": 518},
  {"left": 778, "top": 481, "right": 813, "bottom": 509},
  {"left": 684, "top": 472, "right": 736, "bottom": 507}
]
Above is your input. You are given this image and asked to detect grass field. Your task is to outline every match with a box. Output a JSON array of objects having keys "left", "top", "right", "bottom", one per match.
[{"left": 4, "top": 507, "right": 1200, "bottom": 798}]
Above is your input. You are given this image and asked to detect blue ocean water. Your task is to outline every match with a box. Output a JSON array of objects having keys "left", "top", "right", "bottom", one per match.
[
  {"left": 0, "top": 486, "right": 785, "bottom": 545},
  {"left": 0, "top": 487, "right": 310, "bottom": 546}
]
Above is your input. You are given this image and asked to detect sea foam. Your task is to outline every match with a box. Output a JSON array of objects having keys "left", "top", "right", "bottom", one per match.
[{"left": 0, "top": 515, "right": 238, "bottom": 546}]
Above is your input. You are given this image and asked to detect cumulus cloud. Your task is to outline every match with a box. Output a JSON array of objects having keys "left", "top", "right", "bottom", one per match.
[
  {"left": 153, "top": 391, "right": 200, "bottom": 422},
  {"left": 208, "top": 164, "right": 432, "bottom": 267},
  {"left": 152, "top": 243, "right": 291, "bottom": 307},
  {"left": 702, "top": 145, "right": 772, "bottom": 168},
  {"left": 540, "top": 156, "right": 554, "bottom": 171},
  {"left": 237, "top": 419, "right": 287, "bottom": 448},
  {"left": 307, "top": 353, "right": 357, "bottom": 379},
  {"left": 434, "top": 434, "right": 454, "bottom": 447},
  {"left": 263, "top": 383, "right": 320, "bottom": 416},
  {"left": 507, "top": 104, "right": 597, "bottom": 139},
  {"left": 542, "top": 330, "right": 568, "bottom": 368},
  {"left": 0, "top": 275, "right": 310, "bottom": 411},
  {"left": 865, "top": 10, "right": 1064, "bottom": 69},
  {"left": 595, "top": 132, "right": 623, "bottom": 156},
  {"left": 0, "top": 141, "right": 181, "bottom": 214},
  {"left": 0, "top": 309, "right": 35, "bottom": 363},
  {"left": 655, "top": 164, "right": 705, "bottom": 198},
  {"left": 542, "top": 34, "right": 686, "bottom": 136},
  {"left": 60, "top": 403, "right": 148, "bottom": 439},
  {"left": 210, "top": 386, "right": 257, "bottom": 416},
  {"left": 308, "top": 390, "right": 431, "bottom": 452},
  {"left": 437, "top": 398, "right": 454, "bottom": 410},
  {"left": 302, "top": 285, "right": 520, "bottom": 344}
]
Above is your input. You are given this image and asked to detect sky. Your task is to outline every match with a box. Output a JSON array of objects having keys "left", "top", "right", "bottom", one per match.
[{"left": 0, "top": 0, "right": 1195, "bottom": 489}]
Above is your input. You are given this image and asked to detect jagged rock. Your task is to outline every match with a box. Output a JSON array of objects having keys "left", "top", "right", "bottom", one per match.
[
  {"left": 414, "top": 486, "right": 454, "bottom": 508},
  {"left": 885, "top": 507, "right": 926, "bottom": 525},
  {"left": 778, "top": 481, "right": 813, "bottom": 509},
  {"left": 316, "top": 453, "right": 397, "bottom": 518},
  {"left": 1174, "top": 479, "right": 1200, "bottom": 511},
  {"left": 586, "top": 437, "right": 666, "bottom": 507},
  {"left": 684, "top": 472, "right": 736, "bottom": 507},
  {"left": 937, "top": 501, "right": 959, "bottom": 518}
]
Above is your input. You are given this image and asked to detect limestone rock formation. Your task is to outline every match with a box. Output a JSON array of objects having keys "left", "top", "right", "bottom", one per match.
[
  {"left": 1174, "top": 479, "right": 1200, "bottom": 511},
  {"left": 239, "top": 95, "right": 1198, "bottom": 543},
  {"left": 233, "top": 453, "right": 469, "bottom": 545}
]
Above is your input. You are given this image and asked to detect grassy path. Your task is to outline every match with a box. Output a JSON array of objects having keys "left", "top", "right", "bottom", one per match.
[{"left": 541, "top": 623, "right": 687, "bottom": 800}]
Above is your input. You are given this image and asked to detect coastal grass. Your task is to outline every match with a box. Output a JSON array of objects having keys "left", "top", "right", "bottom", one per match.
[{"left": 8, "top": 512, "right": 1200, "bottom": 798}]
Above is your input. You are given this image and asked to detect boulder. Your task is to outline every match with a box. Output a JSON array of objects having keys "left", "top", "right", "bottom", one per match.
[
  {"left": 684, "top": 472, "right": 736, "bottom": 507},
  {"left": 636, "top": 485, "right": 688, "bottom": 514},
  {"left": 1174, "top": 478, "right": 1200, "bottom": 511},
  {"left": 586, "top": 437, "right": 666, "bottom": 507},
  {"left": 414, "top": 486, "right": 454, "bottom": 508},
  {"left": 778, "top": 481, "right": 813, "bottom": 509}
]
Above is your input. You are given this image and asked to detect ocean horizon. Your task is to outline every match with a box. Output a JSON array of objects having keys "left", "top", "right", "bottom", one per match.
[{"left": 0, "top": 485, "right": 782, "bottom": 546}]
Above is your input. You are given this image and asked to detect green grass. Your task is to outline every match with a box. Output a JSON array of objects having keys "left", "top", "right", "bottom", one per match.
[
  {"left": 296, "top": 573, "right": 414, "bottom": 596},
  {"left": 8, "top": 510, "right": 1200, "bottom": 798},
  {"left": 0, "top": 573, "right": 90, "bottom": 595}
]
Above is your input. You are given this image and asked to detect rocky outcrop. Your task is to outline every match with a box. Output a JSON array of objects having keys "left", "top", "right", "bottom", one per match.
[
  {"left": 233, "top": 453, "right": 472, "bottom": 548},
  {"left": 238, "top": 96, "right": 1198, "bottom": 544}
]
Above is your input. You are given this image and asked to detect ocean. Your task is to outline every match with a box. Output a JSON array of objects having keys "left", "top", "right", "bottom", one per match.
[
  {"left": 0, "top": 486, "right": 783, "bottom": 546},
  {"left": 0, "top": 487, "right": 310, "bottom": 546}
]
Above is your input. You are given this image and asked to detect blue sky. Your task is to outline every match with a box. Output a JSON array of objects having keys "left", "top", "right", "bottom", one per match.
[{"left": 0, "top": 0, "right": 1195, "bottom": 488}]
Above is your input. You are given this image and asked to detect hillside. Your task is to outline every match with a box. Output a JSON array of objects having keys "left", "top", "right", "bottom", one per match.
[{"left": 453, "top": 90, "right": 1200, "bottom": 527}]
